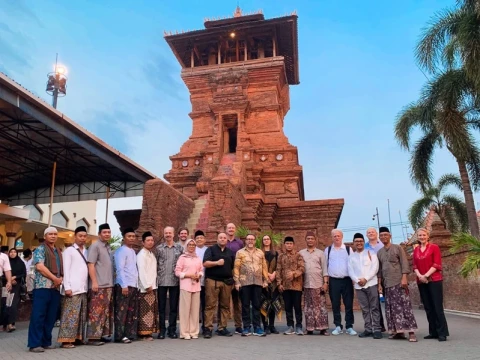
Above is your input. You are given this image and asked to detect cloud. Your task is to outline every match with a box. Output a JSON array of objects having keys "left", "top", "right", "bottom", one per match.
[
  {"left": 143, "top": 52, "right": 185, "bottom": 101},
  {"left": 84, "top": 107, "right": 147, "bottom": 154},
  {"left": 0, "top": 0, "right": 43, "bottom": 28}
]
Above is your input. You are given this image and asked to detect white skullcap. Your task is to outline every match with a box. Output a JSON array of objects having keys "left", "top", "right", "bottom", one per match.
[{"left": 44, "top": 226, "right": 58, "bottom": 236}]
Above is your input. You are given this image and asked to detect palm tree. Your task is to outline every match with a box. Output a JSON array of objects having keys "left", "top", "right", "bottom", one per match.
[
  {"left": 450, "top": 232, "right": 480, "bottom": 277},
  {"left": 395, "top": 68, "right": 480, "bottom": 238},
  {"left": 416, "top": 0, "right": 480, "bottom": 88},
  {"left": 408, "top": 174, "right": 468, "bottom": 233}
]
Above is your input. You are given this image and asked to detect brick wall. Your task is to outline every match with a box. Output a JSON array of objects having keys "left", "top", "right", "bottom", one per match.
[{"left": 137, "top": 179, "right": 194, "bottom": 246}]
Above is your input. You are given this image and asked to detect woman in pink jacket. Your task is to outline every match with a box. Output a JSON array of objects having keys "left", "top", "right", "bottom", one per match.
[{"left": 175, "top": 238, "right": 204, "bottom": 339}]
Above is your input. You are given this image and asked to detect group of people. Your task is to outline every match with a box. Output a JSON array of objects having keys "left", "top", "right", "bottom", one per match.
[{"left": 0, "top": 221, "right": 450, "bottom": 353}]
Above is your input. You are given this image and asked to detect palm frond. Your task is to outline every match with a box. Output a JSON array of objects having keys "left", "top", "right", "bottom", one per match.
[
  {"left": 450, "top": 232, "right": 480, "bottom": 253},
  {"left": 443, "top": 194, "right": 469, "bottom": 231},
  {"left": 409, "top": 131, "right": 440, "bottom": 190},
  {"left": 466, "top": 147, "right": 480, "bottom": 191},
  {"left": 416, "top": 8, "right": 464, "bottom": 72},
  {"left": 458, "top": 253, "right": 480, "bottom": 277},
  {"left": 408, "top": 196, "right": 435, "bottom": 230},
  {"left": 394, "top": 103, "right": 427, "bottom": 150},
  {"left": 437, "top": 173, "right": 464, "bottom": 191}
]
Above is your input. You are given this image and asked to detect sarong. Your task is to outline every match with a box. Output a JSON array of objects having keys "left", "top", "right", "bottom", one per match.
[
  {"left": 304, "top": 288, "right": 329, "bottom": 331},
  {"left": 260, "top": 284, "right": 282, "bottom": 320},
  {"left": 86, "top": 287, "right": 113, "bottom": 340},
  {"left": 384, "top": 284, "right": 418, "bottom": 333},
  {"left": 138, "top": 291, "right": 159, "bottom": 336},
  {"left": 114, "top": 285, "right": 139, "bottom": 341},
  {"left": 58, "top": 293, "right": 87, "bottom": 343}
]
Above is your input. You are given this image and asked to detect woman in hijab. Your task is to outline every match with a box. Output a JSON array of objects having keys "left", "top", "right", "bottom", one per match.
[
  {"left": 2, "top": 248, "right": 26, "bottom": 332},
  {"left": 175, "top": 239, "right": 203, "bottom": 340}
]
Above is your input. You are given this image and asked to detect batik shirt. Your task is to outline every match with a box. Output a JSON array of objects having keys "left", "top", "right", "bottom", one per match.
[
  {"left": 233, "top": 247, "right": 268, "bottom": 287},
  {"left": 276, "top": 250, "right": 305, "bottom": 291},
  {"left": 32, "top": 244, "right": 60, "bottom": 290},
  {"left": 155, "top": 242, "right": 183, "bottom": 287}
]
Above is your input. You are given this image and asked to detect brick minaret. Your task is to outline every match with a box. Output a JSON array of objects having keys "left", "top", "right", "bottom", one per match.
[{"left": 161, "top": 7, "right": 343, "bottom": 247}]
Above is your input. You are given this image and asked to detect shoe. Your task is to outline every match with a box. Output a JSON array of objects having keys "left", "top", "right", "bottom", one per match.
[
  {"left": 320, "top": 330, "right": 330, "bottom": 336},
  {"left": 191, "top": 335, "right": 198, "bottom": 339},
  {"left": 44, "top": 346, "right": 56, "bottom": 349},
  {"left": 157, "top": 331, "right": 166, "bottom": 340},
  {"left": 29, "top": 347, "right": 45, "bottom": 353},
  {"left": 331, "top": 326, "right": 343, "bottom": 335},
  {"left": 424, "top": 334, "right": 438, "bottom": 339},
  {"left": 235, "top": 327, "right": 243, "bottom": 334},
  {"left": 345, "top": 328, "right": 357, "bottom": 336},
  {"left": 438, "top": 336, "right": 447, "bottom": 342},
  {"left": 217, "top": 328, "right": 233, "bottom": 337},
  {"left": 241, "top": 327, "right": 252, "bottom": 336},
  {"left": 265, "top": 327, "right": 271, "bottom": 335},
  {"left": 295, "top": 326, "right": 304, "bottom": 335},
  {"left": 168, "top": 332, "right": 178, "bottom": 339},
  {"left": 373, "top": 332, "right": 383, "bottom": 339},
  {"left": 253, "top": 327, "right": 266, "bottom": 337},
  {"left": 306, "top": 331, "right": 314, "bottom": 335},
  {"left": 284, "top": 326, "right": 295, "bottom": 335},
  {"left": 270, "top": 326, "right": 279, "bottom": 334},
  {"left": 184, "top": 335, "right": 191, "bottom": 340},
  {"left": 358, "top": 331, "right": 373, "bottom": 338},
  {"left": 203, "top": 330, "right": 212, "bottom": 339}
]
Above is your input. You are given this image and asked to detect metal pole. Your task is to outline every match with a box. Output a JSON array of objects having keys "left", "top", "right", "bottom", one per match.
[
  {"left": 399, "top": 210, "right": 405, "bottom": 240},
  {"left": 105, "top": 185, "right": 110, "bottom": 223},
  {"left": 48, "top": 161, "right": 57, "bottom": 226},
  {"left": 52, "top": 73, "right": 59, "bottom": 108},
  {"left": 388, "top": 199, "right": 392, "bottom": 236},
  {"left": 376, "top": 207, "right": 380, "bottom": 228}
]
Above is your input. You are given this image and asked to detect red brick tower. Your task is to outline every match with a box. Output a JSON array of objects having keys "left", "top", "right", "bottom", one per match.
[{"left": 163, "top": 8, "right": 343, "bottom": 247}]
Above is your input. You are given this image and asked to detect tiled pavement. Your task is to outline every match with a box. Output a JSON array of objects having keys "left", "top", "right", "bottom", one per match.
[{"left": 0, "top": 310, "right": 479, "bottom": 360}]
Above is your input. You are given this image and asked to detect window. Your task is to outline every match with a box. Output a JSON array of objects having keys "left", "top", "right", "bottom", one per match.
[
  {"left": 52, "top": 211, "right": 68, "bottom": 228},
  {"left": 76, "top": 218, "right": 90, "bottom": 232},
  {"left": 23, "top": 205, "right": 43, "bottom": 221}
]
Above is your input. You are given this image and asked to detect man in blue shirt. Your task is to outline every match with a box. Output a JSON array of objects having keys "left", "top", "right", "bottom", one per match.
[{"left": 113, "top": 227, "right": 139, "bottom": 343}]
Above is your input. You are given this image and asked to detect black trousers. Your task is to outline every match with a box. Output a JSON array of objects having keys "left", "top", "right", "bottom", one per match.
[
  {"left": 418, "top": 281, "right": 449, "bottom": 337},
  {"left": 200, "top": 286, "right": 205, "bottom": 331},
  {"left": 283, "top": 290, "right": 302, "bottom": 327},
  {"left": 378, "top": 279, "right": 386, "bottom": 331},
  {"left": 157, "top": 286, "right": 180, "bottom": 333},
  {"left": 329, "top": 277, "right": 354, "bottom": 329},
  {"left": 239, "top": 285, "right": 262, "bottom": 329}
]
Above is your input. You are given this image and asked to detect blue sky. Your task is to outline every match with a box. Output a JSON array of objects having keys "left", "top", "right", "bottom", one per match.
[{"left": 0, "top": 0, "right": 465, "bottom": 242}]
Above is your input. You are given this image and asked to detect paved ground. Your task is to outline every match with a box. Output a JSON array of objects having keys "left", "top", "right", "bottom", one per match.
[{"left": 1, "top": 310, "right": 479, "bottom": 360}]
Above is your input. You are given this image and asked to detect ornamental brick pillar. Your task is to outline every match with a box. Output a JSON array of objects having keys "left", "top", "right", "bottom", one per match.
[{"left": 4, "top": 220, "right": 23, "bottom": 249}]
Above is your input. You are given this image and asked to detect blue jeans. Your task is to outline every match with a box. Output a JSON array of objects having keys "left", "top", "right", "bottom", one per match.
[{"left": 27, "top": 288, "right": 61, "bottom": 348}]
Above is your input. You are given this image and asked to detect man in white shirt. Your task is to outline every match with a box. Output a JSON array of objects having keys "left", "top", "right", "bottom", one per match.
[
  {"left": 57, "top": 226, "right": 89, "bottom": 348},
  {"left": 137, "top": 231, "right": 158, "bottom": 340},
  {"left": 365, "top": 227, "right": 386, "bottom": 332},
  {"left": 348, "top": 233, "right": 382, "bottom": 339},
  {"left": 325, "top": 229, "right": 356, "bottom": 336},
  {"left": 194, "top": 230, "right": 208, "bottom": 334}
]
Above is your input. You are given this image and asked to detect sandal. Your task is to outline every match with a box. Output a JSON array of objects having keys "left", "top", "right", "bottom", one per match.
[
  {"left": 121, "top": 337, "right": 132, "bottom": 344},
  {"left": 389, "top": 333, "right": 406, "bottom": 340},
  {"left": 141, "top": 336, "right": 153, "bottom": 341},
  {"left": 61, "top": 343, "right": 75, "bottom": 349},
  {"left": 409, "top": 334, "right": 418, "bottom": 342},
  {"left": 87, "top": 341, "right": 105, "bottom": 346}
]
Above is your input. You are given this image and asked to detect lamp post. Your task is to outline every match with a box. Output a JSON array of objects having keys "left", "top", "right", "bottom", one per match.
[
  {"left": 46, "top": 56, "right": 67, "bottom": 109},
  {"left": 372, "top": 207, "right": 380, "bottom": 228}
]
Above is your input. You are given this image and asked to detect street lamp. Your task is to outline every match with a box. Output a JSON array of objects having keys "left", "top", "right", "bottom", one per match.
[
  {"left": 46, "top": 58, "right": 68, "bottom": 109},
  {"left": 372, "top": 207, "right": 380, "bottom": 228}
]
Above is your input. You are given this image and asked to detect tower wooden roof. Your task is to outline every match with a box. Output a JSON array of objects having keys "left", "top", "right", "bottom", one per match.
[{"left": 164, "top": 9, "right": 300, "bottom": 85}]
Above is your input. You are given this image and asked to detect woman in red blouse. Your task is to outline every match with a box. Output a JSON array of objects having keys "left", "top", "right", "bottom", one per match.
[{"left": 412, "top": 228, "right": 449, "bottom": 342}]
